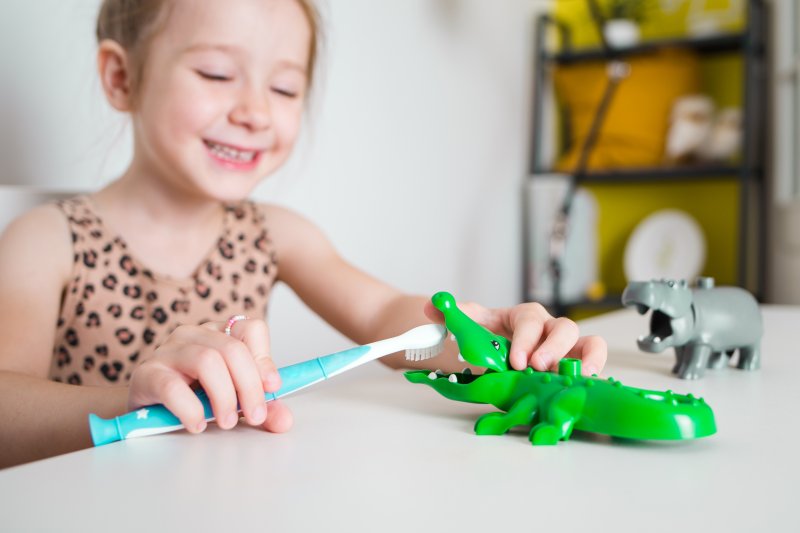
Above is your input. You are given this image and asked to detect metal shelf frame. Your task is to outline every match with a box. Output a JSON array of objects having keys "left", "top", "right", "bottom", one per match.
[{"left": 525, "top": 0, "right": 769, "bottom": 312}]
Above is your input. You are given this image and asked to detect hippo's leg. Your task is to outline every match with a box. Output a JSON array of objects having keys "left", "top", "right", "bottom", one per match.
[
  {"left": 673, "top": 346, "right": 688, "bottom": 376},
  {"left": 678, "top": 344, "right": 712, "bottom": 380},
  {"left": 707, "top": 350, "right": 729, "bottom": 369},
  {"left": 474, "top": 393, "right": 538, "bottom": 436},
  {"left": 529, "top": 387, "right": 587, "bottom": 446},
  {"left": 736, "top": 345, "right": 761, "bottom": 371}
]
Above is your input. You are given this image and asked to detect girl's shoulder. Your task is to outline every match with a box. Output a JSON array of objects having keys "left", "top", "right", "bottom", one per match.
[
  {"left": 0, "top": 199, "right": 73, "bottom": 291},
  {"left": 0, "top": 200, "right": 72, "bottom": 256},
  {"left": 257, "top": 202, "right": 328, "bottom": 242},
  {"left": 255, "top": 202, "right": 334, "bottom": 263}
]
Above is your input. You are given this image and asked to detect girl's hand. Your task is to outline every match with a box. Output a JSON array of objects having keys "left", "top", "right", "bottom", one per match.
[
  {"left": 127, "top": 318, "right": 292, "bottom": 435},
  {"left": 424, "top": 301, "right": 607, "bottom": 376}
]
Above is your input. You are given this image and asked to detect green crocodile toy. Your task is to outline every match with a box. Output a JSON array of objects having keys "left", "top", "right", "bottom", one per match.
[{"left": 405, "top": 292, "right": 716, "bottom": 446}]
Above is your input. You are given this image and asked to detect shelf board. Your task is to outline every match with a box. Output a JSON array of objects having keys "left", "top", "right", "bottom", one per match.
[
  {"left": 531, "top": 164, "right": 747, "bottom": 183},
  {"left": 545, "top": 32, "right": 746, "bottom": 63}
]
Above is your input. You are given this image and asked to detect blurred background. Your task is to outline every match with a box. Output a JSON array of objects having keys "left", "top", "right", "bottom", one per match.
[{"left": 0, "top": 0, "right": 797, "bottom": 362}]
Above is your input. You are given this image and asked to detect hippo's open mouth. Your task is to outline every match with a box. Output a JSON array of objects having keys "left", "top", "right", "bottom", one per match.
[{"left": 633, "top": 306, "right": 674, "bottom": 351}]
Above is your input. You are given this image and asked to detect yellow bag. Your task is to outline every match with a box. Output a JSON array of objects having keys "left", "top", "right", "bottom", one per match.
[{"left": 554, "top": 48, "right": 700, "bottom": 171}]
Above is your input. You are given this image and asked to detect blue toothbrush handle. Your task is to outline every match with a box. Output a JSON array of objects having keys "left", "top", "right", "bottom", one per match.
[{"left": 89, "top": 345, "right": 371, "bottom": 446}]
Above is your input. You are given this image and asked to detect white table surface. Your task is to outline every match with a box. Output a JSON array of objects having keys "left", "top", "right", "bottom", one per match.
[{"left": 1, "top": 306, "right": 799, "bottom": 532}]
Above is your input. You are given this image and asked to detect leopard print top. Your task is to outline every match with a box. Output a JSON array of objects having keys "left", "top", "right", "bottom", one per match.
[{"left": 49, "top": 196, "right": 278, "bottom": 387}]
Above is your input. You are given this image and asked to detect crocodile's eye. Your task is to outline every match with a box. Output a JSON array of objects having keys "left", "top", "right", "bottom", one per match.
[{"left": 491, "top": 340, "right": 500, "bottom": 350}]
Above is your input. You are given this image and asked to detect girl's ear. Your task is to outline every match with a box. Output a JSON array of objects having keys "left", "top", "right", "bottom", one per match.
[{"left": 97, "top": 39, "right": 134, "bottom": 112}]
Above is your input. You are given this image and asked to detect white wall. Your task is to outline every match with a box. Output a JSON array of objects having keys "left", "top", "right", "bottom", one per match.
[
  {"left": 0, "top": 0, "right": 541, "bottom": 362},
  {"left": 768, "top": 0, "right": 800, "bottom": 305}
]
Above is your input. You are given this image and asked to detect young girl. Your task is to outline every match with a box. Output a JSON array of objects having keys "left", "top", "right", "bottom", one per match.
[{"left": 0, "top": 0, "right": 607, "bottom": 468}]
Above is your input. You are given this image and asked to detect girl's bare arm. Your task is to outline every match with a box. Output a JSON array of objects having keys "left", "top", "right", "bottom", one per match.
[{"left": 0, "top": 205, "right": 128, "bottom": 468}]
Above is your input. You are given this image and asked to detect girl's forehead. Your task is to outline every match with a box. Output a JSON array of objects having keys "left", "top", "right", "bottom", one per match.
[{"left": 160, "top": 0, "right": 311, "bottom": 63}]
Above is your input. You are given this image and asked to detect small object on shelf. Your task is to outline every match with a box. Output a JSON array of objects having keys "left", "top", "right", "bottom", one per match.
[
  {"left": 406, "top": 291, "right": 717, "bottom": 445},
  {"left": 602, "top": 0, "right": 652, "bottom": 48},
  {"left": 624, "top": 209, "right": 706, "bottom": 282},
  {"left": 665, "top": 95, "right": 716, "bottom": 164},
  {"left": 603, "top": 18, "right": 641, "bottom": 48},
  {"left": 622, "top": 277, "right": 763, "bottom": 380},
  {"left": 700, "top": 107, "right": 743, "bottom": 162},
  {"left": 585, "top": 280, "right": 607, "bottom": 302}
]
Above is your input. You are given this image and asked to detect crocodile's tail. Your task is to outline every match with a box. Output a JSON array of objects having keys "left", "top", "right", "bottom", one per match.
[{"left": 576, "top": 378, "right": 716, "bottom": 440}]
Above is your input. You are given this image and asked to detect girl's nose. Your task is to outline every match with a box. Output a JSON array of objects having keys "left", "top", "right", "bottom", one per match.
[{"left": 230, "top": 88, "right": 271, "bottom": 131}]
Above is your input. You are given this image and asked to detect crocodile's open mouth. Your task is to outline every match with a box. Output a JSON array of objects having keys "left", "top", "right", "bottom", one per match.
[
  {"left": 424, "top": 369, "right": 481, "bottom": 385},
  {"left": 405, "top": 368, "right": 488, "bottom": 386}
]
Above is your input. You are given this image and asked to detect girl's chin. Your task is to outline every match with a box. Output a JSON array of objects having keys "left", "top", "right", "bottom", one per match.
[{"left": 205, "top": 181, "right": 261, "bottom": 203}]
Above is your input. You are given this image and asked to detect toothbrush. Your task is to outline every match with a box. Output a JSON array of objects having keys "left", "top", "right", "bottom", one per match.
[{"left": 88, "top": 324, "right": 446, "bottom": 446}]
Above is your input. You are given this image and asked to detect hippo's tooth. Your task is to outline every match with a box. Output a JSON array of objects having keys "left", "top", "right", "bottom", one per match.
[
  {"left": 638, "top": 335, "right": 645, "bottom": 342},
  {"left": 636, "top": 304, "right": 649, "bottom": 315},
  {"left": 653, "top": 336, "right": 662, "bottom": 343},
  {"left": 448, "top": 374, "right": 458, "bottom": 383},
  {"left": 462, "top": 368, "right": 472, "bottom": 375},
  {"left": 457, "top": 353, "right": 465, "bottom": 362},
  {"left": 427, "top": 372, "right": 437, "bottom": 380}
]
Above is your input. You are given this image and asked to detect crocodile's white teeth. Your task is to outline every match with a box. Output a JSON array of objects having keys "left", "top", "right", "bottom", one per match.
[
  {"left": 435, "top": 369, "right": 444, "bottom": 375},
  {"left": 450, "top": 334, "right": 457, "bottom": 342},
  {"left": 427, "top": 372, "right": 437, "bottom": 380},
  {"left": 448, "top": 374, "right": 458, "bottom": 383},
  {"left": 457, "top": 353, "right": 465, "bottom": 362}
]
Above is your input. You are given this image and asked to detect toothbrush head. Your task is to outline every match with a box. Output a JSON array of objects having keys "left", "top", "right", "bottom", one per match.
[{"left": 403, "top": 324, "right": 447, "bottom": 362}]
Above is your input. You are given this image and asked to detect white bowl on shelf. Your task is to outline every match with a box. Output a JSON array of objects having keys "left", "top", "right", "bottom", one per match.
[{"left": 624, "top": 209, "right": 706, "bottom": 282}]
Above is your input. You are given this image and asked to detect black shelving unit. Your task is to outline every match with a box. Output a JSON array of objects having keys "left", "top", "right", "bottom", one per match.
[{"left": 525, "top": 0, "right": 768, "bottom": 314}]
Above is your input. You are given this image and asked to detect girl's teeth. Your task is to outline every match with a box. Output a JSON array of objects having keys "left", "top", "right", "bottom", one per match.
[{"left": 207, "top": 142, "right": 257, "bottom": 163}]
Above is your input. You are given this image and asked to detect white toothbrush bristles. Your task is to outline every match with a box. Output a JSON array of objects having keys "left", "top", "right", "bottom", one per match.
[{"left": 403, "top": 325, "right": 447, "bottom": 362}]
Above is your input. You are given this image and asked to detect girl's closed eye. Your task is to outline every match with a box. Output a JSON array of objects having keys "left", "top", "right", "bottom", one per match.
[
  {"left": 271, "top": 86, "right": 299, "bottom": 98},
  {"left": 196, "top": 70, "right": 233, "bottom": 82}
]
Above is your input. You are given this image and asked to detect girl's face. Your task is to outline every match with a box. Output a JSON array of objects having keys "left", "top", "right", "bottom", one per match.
[{"left": 131, "top": 0, "right": 312, "bottom": 202}]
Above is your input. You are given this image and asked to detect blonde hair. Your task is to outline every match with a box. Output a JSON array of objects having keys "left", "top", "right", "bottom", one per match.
[{"left": 96, "top": 0, "right": 322, "bottom": 100}]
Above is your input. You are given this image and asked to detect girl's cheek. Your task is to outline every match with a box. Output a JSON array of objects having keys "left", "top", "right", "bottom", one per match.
[{"left": 275, "top": 103, "right": 305, "bottom": 137}]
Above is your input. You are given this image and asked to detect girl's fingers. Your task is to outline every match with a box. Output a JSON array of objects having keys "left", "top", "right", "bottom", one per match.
[
  {"left": 226, "top": 318, "right": 281, "bottom": 393},
  {"left": 196, "top": 322, "right": 271, "bottom": 426},
  {"left": 259, "top": 399, "right": 293, "bottom": 433},
  {"left": 173, "top": 344, "right": 240, "bottom": 429},
  {"left": 157, "top": 375, "right": 209, "bottom": 434},
  {"left": 423, "top": 300, "right": 444, "bottom": 323},
  {"left": 566, "top": 335, "right": 608, "bottom": 376},
  {"left": 508, "top": 316, "right": 545, "bottom": 370},
  {"left": 129, "top": 364, "right": 207, "bottom": 433},
  {"left": 529, "top": 317, "right": 580, "bottom": 371}
]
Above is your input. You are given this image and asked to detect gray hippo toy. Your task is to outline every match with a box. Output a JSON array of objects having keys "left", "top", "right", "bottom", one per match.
[{"left": 622, "top": 277, "right": 762, "bottom": 380}]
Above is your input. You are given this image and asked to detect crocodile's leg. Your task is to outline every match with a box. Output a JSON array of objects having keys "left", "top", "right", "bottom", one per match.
[
  {"left": 678, "top": 343, "right": 712, "bottom": 380},
  {"left": 474, "top": 393, "right": 538, "bottom": 436},
  {"left": 736, "top": 345, "right": 761, "bottom": 371},
  {"left": 529, "top": 387, "right": 587, "bottom": 446}
]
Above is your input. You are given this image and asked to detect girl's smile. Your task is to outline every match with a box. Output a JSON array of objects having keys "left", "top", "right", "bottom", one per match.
[{"left": 203, "top": 139, "right": 266, "bottom": 172}]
